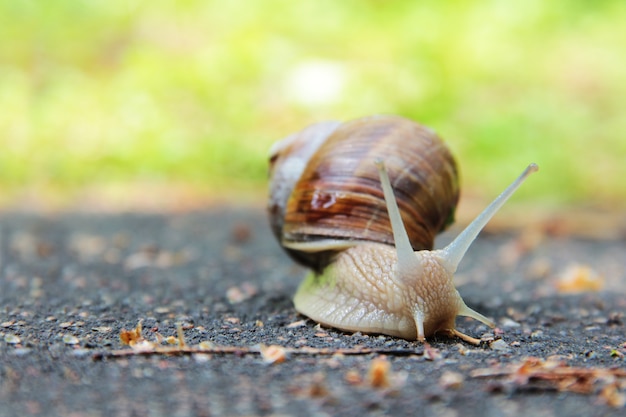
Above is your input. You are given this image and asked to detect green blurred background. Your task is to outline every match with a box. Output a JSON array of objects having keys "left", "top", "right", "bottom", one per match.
[{"left": 1, "top": 0, "right": 625, "bottom": 210}]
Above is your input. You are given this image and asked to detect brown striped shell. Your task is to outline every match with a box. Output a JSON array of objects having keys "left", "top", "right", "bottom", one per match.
[{"left": 268, "top": 115, "right": 459, "bottom": 272}]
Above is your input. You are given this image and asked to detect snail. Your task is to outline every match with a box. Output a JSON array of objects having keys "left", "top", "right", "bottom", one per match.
[{"left": 268, "top": 115, "right": 537, "bottom": 344}]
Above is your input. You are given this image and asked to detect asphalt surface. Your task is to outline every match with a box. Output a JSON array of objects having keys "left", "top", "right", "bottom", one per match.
[{"left": 0, "top": 209, "right": 625, "bottom": 416}]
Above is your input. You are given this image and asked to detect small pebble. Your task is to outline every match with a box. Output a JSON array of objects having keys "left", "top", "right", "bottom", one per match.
[
  {"left": 11, "top": 348, "right": 32, "bottom": 356},
  {"left": 71, "top": 349, "right": 92, "bottom": 358},
  {"left": 193, "top": 353, "right": 211, "bottom": 363},
  {"left": 4, "top": 334, "right": 21, "bottom": 344},
  {"left": 198, "top": 341, "right": 215, "bottom": 350},
  {"left": 490, "top": 339, "right": 510, "bottom": 351},
  {"left": 500, "top": 318, "right": 521, "bottom": 328},
  {"left": 92, "top": 326, "right": 112, "bottom": 333},
  {"left": 63, "top": 334, "right": 80, "bottom": 345}
]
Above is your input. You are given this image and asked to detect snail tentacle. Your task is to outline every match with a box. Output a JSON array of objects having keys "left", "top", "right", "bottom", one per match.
[
  {"left": 375, "top": 159, "right": 423, "bottom": 281},
  {"left": 458, "top": 300, "right": 495, "bottom": 328},
  {"left": 441, "top": 163, "right": 539, "bottom": 273}
]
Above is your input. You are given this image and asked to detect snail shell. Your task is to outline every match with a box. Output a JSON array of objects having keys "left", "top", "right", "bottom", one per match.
[{"left": 269, "top": 115, "right": 459, "bottom": 272}]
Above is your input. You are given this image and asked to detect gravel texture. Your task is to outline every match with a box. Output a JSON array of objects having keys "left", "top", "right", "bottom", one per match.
[{"left": 0, "top": 209, "right": 625, "bottom": 416}]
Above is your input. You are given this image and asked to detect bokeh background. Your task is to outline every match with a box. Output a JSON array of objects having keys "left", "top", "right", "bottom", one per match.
[{"left": 1, "top": 0, "right": 625, "bottom": 211}]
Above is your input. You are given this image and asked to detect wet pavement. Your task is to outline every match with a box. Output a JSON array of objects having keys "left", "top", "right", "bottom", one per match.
[{"left": 0, "top": 209, "right": 625, "bottom": 416}]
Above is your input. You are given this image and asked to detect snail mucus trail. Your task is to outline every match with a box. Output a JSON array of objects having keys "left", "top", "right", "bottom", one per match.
[{"left": 268, "top": 115, "right": 538, "bottom": 345}]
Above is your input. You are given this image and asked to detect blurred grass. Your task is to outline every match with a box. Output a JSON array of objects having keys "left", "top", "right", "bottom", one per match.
[{"left": 1, "top": 0, "right": 625, "bottom": 209}]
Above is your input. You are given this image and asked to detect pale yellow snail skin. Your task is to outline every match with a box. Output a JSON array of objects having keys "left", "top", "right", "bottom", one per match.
[
  {"left": 269, "top": 115, "right": 538, "bottom": 344},
  {"left": 293, "top": 161, "right": 538, "bottom": 344}
]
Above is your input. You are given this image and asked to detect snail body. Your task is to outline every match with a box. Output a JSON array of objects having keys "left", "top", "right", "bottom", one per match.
[{"left": 268, "top": 115, "right": 537, "bottom": 344}]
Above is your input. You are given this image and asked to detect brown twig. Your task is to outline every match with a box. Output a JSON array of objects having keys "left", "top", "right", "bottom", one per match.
[
  {"left": 92, "top": 345, "right": 422, "bottom": 361},
  {"left": 470, "top": 357, "right": 626, "bottom": 406}
]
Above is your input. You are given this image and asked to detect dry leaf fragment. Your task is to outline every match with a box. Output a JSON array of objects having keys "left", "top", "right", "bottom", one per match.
[
  {"left": 308, "top": 373, "right": 329, "bottom": 397},
  {"left": 226, "top": 283, "right": 258, "bottom": 304},
  {"left": 153, "top": 332, "right": 166, "bottom": 344},
  {"left": 120, "top": 321, "right": 143, "bottom": 346},
  {"left": 439, "top": 371, "right": 464, "bottom": 390},
  {"left": 176, "top": 323, "right": 187, "bottom": 348},
  {"left": 259, "top": 344, "right": 287, "bottom": 364},
  {"left": 224, "top": 317, "right": 240, "bottom": 325},
  {"left": 555, "top": 264, "right": 604, "bottom": 293},
  {"left": 471, "top": 357, "right": 626, "bottom": 407},
  {"left": 198, "top": 341, "right": 215, "bottom": 350},
  {"left": 600, "top": 383, "right": 626, "bottom": 408},
  {"left": 286, "top": 320, "right": 307, "bottom": 329},
  {"left": 424, "top": 343, "right": 441, "bottom": 361},
  {"left": 130, "top": 339, "right": 157, "bottom": 352},
  {"left": 344, "top": 369, "right": 362, "bottom": 385},
  {"left": 367, "top": 356, "right": 391, "bottom": 388}
]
